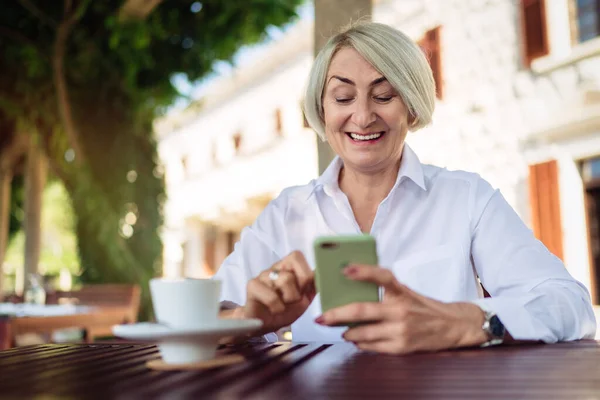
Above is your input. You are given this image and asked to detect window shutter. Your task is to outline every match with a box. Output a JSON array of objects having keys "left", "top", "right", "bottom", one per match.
[
  {"left": 418, "top": 27, "right": 443, "bottom": 99},
  {"left": 528, "top": 160, "right": 564, "bottom": 260},
  {"left": 521, "top": 0, "right": 549, "bottom": 66}
]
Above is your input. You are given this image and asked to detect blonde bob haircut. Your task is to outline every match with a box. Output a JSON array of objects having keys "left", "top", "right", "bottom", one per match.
[{"left": 303, "top": 22, "right": 436, "bottom": 141}]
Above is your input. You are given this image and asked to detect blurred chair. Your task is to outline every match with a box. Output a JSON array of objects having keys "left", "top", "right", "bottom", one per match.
[{"left": 49, "top": 284, "right": 141, "bottom": 341}]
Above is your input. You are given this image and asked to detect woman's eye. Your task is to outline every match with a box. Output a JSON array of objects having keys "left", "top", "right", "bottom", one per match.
[
  {"left": 335, "top": 98, "right": 353, "bottom": 104},
  {"left": 374, "top": 96, "right": 393, "bottom": 102}
]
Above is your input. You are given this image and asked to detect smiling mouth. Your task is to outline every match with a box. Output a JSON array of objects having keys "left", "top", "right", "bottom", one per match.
[{"left": 345, "top": 131, "right": 385, "bottom": 142}]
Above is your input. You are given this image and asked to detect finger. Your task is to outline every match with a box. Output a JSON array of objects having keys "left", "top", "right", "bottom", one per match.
[
  {"left": 344, "top": 265, "right": 406, "bottom": 294},
  {"left": 318, "top": 302, "right": 386, "bottom": 326},
  {"left": 260, "top": 270, "right": 302, "bottom": 304},
  {"left": 304, "top": 279, "right": 317, "bottom": 302},
  {"left": 247, "top": 279, "right": 285, "bottom": 314},
  {"left": 258, "top": 269, "right": 298, "bottom": 299},
  {"left": 343, "top": 322, "right": 399, "bottom": 343},
  {"left": 282, "top": 251, "right": 314, "bottom": 291}
]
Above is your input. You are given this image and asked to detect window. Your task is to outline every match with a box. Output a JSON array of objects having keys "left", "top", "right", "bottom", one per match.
[
  {"left": 583, "top": 156, "right": 600, "bottom": 303},
  {"left": 520, "top": 0, "right": 549, "bottom": 66},
  {"left": 275, "top": 109, "right": 283, "bottom": 137},
  {"left": 577, "top": 0, "right": 600, "bottom": 42},
  {"left": 582, "top": 156, "right": 600, "bottom": 182},
  {"left": 232, "top": 132, "right": 242, "bottom": 154},
  {"left": 418, "top": 27, "right": 443, "bottom": 99}
]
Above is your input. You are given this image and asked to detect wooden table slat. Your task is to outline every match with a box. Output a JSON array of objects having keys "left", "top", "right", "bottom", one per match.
[
  {"left": 113, "top": 342, "right": 282, "bottom": 395},
  {"left": 48, "top": 346, "right": 160, "bottom": 395},
  {"left": 0, "top": 341, "right": 599, "bottom": 399},
  {"left": 164, "top": 343, "right": 329, "bottom": 399}
]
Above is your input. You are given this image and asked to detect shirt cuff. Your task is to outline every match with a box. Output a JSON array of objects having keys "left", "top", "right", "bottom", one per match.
[{"left": 470, "top": 295, "right": 542, "bottom": 342}]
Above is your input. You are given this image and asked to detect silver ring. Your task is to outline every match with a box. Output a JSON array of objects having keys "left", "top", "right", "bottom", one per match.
[{"left": 268, "top": 270, "right": 280, "bottom": 281}]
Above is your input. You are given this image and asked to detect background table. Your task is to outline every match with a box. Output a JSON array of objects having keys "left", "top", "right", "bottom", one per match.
[
  {"left": 0, "top": 304, "right": 134, "bottom": 350},
  {"left": 0, "top": 341, "right": 598, "bottom": 399}
]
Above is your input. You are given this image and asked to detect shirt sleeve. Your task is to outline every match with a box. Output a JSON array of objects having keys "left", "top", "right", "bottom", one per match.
[
  {"left": 212, "top": 196, "right": 288, "bottom": 307},
  {"left": 469, "top": 177, "right": 596, "bottom": 342}
]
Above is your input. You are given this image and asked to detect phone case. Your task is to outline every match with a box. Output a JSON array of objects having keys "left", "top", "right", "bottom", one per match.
[{"left": 314, "top": 235, "right": 380, "bottom": 318}]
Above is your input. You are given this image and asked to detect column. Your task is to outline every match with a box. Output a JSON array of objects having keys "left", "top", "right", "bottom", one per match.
[{"left": 314, "top": 0, "right": 373, "bottom": 174}]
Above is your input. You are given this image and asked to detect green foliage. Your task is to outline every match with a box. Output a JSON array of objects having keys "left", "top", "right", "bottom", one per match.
[
  {"left": 8, "top": 175, "right": 24, "bottom": 242},
  {"left": 0, "top": 0, "right": 304, "bottom": 319},
  {"left": 6, "top": 180, "right": 79, "bottom": 276}
]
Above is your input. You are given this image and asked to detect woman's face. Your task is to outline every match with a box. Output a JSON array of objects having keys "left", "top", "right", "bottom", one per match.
[{"left": 322, "top": 47, "right": 410, "bottom": 173}]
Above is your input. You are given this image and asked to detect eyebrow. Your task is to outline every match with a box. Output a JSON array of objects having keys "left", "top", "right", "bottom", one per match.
[{"left": 328, "top": 75, "right": 388, "bottom": 87}]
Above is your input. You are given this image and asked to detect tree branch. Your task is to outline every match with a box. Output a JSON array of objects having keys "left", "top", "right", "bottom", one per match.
[
  {"left": 17, "top": 0, "right": 58, "bottom": 28},
  {"left": 0, "top": 133, "right": 29, "bottom": 174},
  {"left": 118, "top": 0, "right": 163, "bottom": 21},
  {"left": 37, "top": 128, "right": 72, "bottom": 188},
  {"left": 52, "top": 0, "right": 91, "bottom": 165},
  {"left": 0, "top": 168, "right": 13, "bottom": 301}
]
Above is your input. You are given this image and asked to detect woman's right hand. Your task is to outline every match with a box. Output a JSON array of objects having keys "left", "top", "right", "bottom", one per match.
[{"left": 243, "top": 251, "right": 316, "bottom": 335}]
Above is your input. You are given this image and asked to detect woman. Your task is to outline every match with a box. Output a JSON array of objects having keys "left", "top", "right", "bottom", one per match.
[{"left": 214, "top": 22, "right": 596, "bottom": 354}]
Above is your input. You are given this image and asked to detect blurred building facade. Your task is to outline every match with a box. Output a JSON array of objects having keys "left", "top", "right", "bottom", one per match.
[
  {"left": 155, "top": 19, "right": 318, "bottom": 279},
  {"left": 156, "top": 0, "right": 600, "bottom": 302}
]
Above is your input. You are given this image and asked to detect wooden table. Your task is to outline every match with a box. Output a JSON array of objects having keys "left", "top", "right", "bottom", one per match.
[
  {"left": 0, "top": 341, "right": 598, "bottom": 399},
  {"left": 0, "top": 305, "right": 134, "bottom": 350}
]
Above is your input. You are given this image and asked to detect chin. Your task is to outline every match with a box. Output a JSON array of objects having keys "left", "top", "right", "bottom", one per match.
[{"left": 345, "top": 155, "right": 389, "bottom": 171}]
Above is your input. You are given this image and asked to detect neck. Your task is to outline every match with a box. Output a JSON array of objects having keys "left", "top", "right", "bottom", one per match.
[{"left": 338, "top": 156, "right": 402, "bottom": 206}]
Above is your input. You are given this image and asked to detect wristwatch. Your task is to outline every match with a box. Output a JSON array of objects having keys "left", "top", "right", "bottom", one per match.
[{"left": 480, "top": 310, "right": 506, "bottom": 347}]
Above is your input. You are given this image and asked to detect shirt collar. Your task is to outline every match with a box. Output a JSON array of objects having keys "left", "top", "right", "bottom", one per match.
[
  {"left": 395, "top": 143, "right": 427, "bottom": 191},
  {"left": 306, "top": 143, "right": 427, "bottom": 200}
]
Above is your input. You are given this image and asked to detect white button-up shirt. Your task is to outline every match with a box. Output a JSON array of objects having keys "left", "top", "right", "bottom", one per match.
[{"left": 214, "top": 144, "right": 596, "bottom": 342}]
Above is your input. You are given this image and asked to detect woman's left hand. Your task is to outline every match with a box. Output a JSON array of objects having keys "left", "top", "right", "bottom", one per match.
[{"left": 315, "top": 265, "right": 489, "bottom": 355}]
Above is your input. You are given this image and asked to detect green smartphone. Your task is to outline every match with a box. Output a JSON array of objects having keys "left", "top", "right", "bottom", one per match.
[{"left": 314, "top": 234, "right": 380, "bottom": 324}]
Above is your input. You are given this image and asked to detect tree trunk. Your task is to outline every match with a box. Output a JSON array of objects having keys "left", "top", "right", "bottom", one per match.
[
  {"left": 53, "top": 1, "right": 89, "bottom": 165},
  {"left": 0, "top": 168, "right": 12, "bottom": 301},
  {"left": 21, "top": 144, "right": 47, "bottom": 295},
  {"left": 0, "top": 132, "right": 28, "bottom": 300}
]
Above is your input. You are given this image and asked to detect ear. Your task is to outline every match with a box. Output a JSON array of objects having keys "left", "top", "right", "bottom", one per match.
[{"left": 408, "top": 111, "right": 417, "bottom": 127}]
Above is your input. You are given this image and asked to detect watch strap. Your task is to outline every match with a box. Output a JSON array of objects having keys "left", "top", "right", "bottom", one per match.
[{"left": 480, "top": 310, "right": 505, "bottom": 347}]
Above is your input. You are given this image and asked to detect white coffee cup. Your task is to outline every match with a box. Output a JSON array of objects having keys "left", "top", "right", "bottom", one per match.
[
  {"left": 148, "top": 278, "right": 224, "bottom": 364},
  {"left": 149, "top": 278, "right": 222, "bottom": 329}
]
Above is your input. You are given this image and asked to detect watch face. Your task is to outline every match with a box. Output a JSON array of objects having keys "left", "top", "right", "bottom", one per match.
[{"left": 489, "top": 315, "right": 506, "bottom": 338}]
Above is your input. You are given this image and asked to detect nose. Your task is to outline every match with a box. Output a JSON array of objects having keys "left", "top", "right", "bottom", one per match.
[{"left": 350, "top": 97, "right": 376, "bottom": 129}]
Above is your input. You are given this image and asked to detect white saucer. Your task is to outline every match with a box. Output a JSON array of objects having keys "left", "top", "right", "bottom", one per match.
[
  {"left": 112, "top": 319, "right": 263, "bottom": 365},
  {"left": 112, "top": 319, "right": 263, "bottom": 341}
]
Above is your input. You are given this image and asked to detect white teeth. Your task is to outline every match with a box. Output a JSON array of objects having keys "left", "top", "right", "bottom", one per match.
[{"left": 349, "top": 132, "right": 382, "bottom": 141}]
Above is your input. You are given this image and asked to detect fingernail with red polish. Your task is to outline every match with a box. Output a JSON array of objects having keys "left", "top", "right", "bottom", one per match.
[
  {"left": 344, "top": 266, "right": 357, "bottom": 276},
  {"left": 315, "top": 316, "right": 325, "bottom": 324}
]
